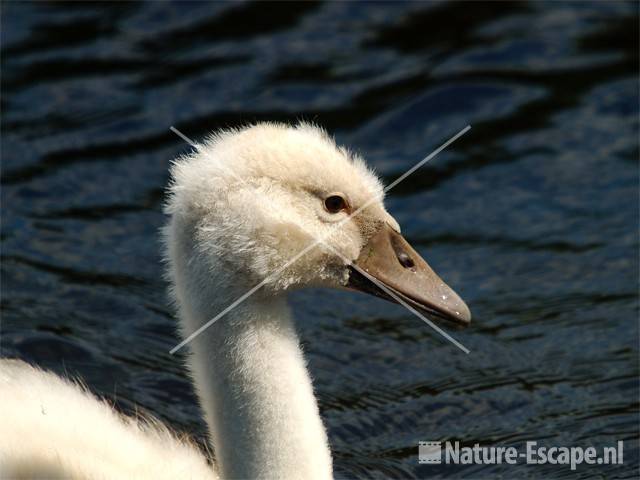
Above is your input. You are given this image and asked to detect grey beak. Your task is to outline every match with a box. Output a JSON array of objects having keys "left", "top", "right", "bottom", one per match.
[{"left": 347, "top": 223, "right": 471, "bottom": 327}]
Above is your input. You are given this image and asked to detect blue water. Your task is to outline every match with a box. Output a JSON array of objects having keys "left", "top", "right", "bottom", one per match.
[{"left": 1, "top": 2, "right": 638, "bottom": 478}]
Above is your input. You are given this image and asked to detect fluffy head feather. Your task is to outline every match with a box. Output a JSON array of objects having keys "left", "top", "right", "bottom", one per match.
[{"left": 165, "top": 122, "right": 397, "bottom": 293}]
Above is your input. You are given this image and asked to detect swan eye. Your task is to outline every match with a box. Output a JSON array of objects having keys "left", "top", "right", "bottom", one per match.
[{"left": 324, "top": 194, "right": 347, "bottom": 214}]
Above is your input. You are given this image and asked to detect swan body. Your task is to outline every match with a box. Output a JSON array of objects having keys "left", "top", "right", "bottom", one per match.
[
  {"left": 0, "top": 123, "right": 470, "bottom": 479},
  {"left": 0, "top": 360, "right": 217, "bottom": 479}
]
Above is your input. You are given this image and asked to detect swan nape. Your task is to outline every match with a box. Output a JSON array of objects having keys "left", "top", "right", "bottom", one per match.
[{"left": 0, "top": 122, "right": 470, "bottom": 480}]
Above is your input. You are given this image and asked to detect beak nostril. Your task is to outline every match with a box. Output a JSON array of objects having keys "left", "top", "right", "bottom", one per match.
[{"left": 397, "top": 251, "right": 415, "bottom": 269}]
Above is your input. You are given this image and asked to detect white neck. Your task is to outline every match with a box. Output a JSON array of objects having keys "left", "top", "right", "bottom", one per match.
[{"left": 171, "top": 239, "right": 333, "bottom": 479}]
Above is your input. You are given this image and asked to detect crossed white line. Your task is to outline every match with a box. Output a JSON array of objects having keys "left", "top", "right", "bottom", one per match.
[{"left": 168, "top": 125, "right": 471, "bottom": 355}]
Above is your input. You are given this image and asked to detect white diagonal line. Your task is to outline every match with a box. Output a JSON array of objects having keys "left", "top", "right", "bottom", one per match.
[
  {"left": 383, "top": 126, "right": 470, "bottom": 192},
  {"left": 353, "top": 264, "right": 471, "bottom": 353},
  {"left": 170, "top": 234, "right": 331, "bottom": 354},
  {"left": 314, "top": 240, "right": 469, "bottom": 354},
  {"left": 169, "top": 125, "right": 471, "bottom": 354},
  {"left": 170, "top": 126, "right": 199, "bottom": 149}
]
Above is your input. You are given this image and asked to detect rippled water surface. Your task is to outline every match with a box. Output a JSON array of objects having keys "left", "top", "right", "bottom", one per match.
[{"left": 2, "top": 2, "right": 638, "bottom": 478}]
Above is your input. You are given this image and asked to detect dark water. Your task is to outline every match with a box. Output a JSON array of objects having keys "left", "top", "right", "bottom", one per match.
[{"left": 2, "top": 1, "right": 638, "bottom": 478}]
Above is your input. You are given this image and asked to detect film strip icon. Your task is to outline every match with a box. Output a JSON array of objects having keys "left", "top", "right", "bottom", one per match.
[{"left": 419, "top": 441, "right": 442, "bottom": 464}]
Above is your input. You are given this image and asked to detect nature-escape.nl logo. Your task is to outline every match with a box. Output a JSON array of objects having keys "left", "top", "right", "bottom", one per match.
[{"left": 419, "top": 440, "right": 624, "bottom": 471}]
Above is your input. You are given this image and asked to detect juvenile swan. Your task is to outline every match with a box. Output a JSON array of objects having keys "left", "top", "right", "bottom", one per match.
[{"left": 0, "top": 123, "right": 470, "bottom": 479}]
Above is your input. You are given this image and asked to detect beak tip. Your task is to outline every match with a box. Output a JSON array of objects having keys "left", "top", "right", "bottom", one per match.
[
  {"left": 435, "top": 287, "right": 471, "bottom": 326},
  {"left": 349, "top": 224, "right": 472, "bottom": 330},
  {"left": 457, "top": 306, "right": 472, "bottom": 325},
  {"left": 451, "top": 298, "right": 472, "bottom": 326}
]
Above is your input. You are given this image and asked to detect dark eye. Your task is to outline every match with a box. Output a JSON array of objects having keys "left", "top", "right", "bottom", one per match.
[{"left": 324, "top": 194, "right": 347, "bottom": 213}]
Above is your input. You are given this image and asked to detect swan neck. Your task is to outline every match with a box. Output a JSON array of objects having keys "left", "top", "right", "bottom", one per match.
[{"left": 183, "top": 292, "right": 332, "bottom": 479}]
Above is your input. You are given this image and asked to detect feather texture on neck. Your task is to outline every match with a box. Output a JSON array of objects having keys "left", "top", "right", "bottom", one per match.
[{"left": 166, "top": 212, "right": 332, "bottom": 479}]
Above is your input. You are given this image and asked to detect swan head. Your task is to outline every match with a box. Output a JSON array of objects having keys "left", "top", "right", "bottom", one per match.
[{"left": 166, "top": 123, "right": 470, "bottom": 326}]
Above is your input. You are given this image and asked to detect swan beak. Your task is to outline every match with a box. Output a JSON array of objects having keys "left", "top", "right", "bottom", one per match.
[{"left": 347, "top": 223, "right": 471, "bottom": 327}]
